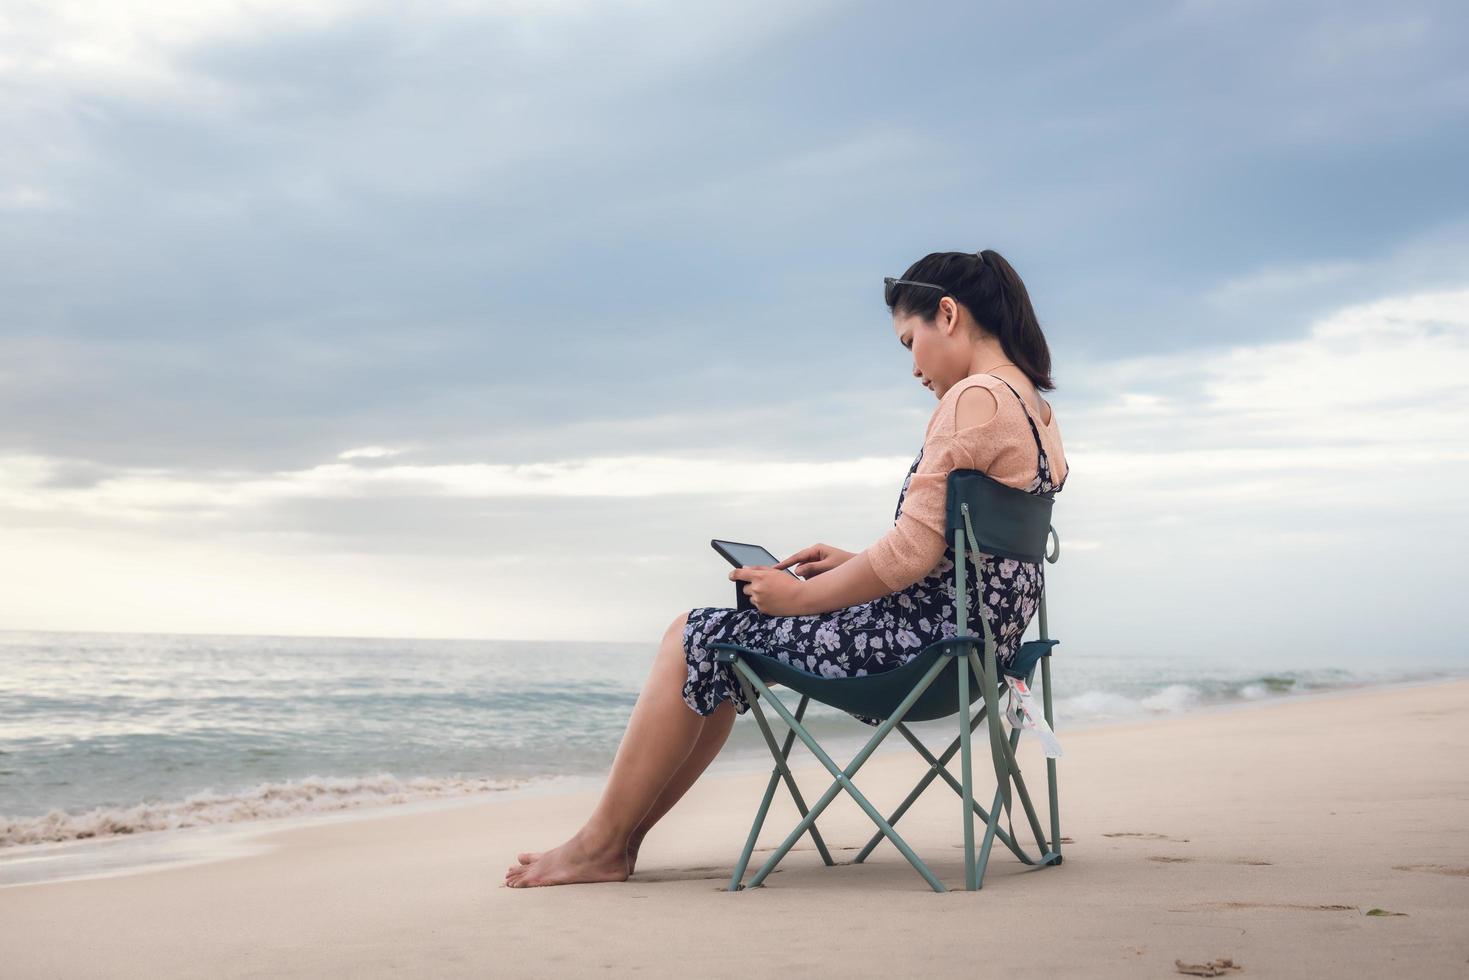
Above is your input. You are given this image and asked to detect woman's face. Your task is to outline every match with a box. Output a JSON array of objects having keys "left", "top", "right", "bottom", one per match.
[{"left": 892, "top": 298, "right": 966, "bottom": 400}]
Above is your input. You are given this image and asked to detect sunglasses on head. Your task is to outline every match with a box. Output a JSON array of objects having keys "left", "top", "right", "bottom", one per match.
[{"left": 883, "top": 276, "right": 948, "bottom": 307}]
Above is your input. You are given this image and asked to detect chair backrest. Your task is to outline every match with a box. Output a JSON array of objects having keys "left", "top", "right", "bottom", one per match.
[
  {"left": 944, "top": 468, "right": 1055, "bottom": 563},
  {"left": 945, "top": 467, "right": 1060, "bottom": 678}
]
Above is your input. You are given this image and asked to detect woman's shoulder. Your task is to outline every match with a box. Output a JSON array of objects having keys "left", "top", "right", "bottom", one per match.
[
  {"left": 927, "top": 374, "right": 1007, "bottom": 415},
  {"left": 944, "top": 373, "right": 1011, "bottom": 401},
  {"left": 925, "top": 374, "right": 1014, "bottom": 437},
  {"left": 951, "top": 372, "right": 1064, "bottom": 429},
  {"left": 915, "top": 373, "right": 1068, "bottom": 488}
]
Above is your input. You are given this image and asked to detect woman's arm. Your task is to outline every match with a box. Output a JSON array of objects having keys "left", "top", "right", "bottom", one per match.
[
  {"left": 792, "top": 385, "right": 1009, "bottom": 615},
  {"left": 796, "top": 550, "right": 894, "bottom": 616}
]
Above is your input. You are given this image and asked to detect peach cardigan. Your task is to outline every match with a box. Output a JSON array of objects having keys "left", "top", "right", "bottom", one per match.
[{"left": 861, "top": 374, "right": 1069, "bottom": 591}]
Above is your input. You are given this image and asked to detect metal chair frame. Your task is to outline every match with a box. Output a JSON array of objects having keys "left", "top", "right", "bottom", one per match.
[{"left": 710, "top": 467, "right": 1064, "bottom": 892}]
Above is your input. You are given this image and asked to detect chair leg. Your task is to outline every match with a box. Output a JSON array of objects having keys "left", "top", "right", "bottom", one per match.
[
  {"left": 967, "top": 649, "right": 1052, "bottom": 861},
  {"left": 897, "top": 718, "right": 1042, "bottom": 865},
  {"left": 1042, "top": 656, "right": 1062, "bottom": 863},
  {"left": 728, "top": 694, "right": 815, "bottom": 891},
  {"left": 857, "top": 711, "right": 1044, "bottom": 869},
  {"left": 958, "top": 648, "right": 977, "bottom": 890},
  {"left": 729, "top": 675, "right": 836, "bottom": 873},
  {"left": 971, "top": 724, "right": 1038, "bottom": 886},
  {"left": 735, "top": 656, "right": 952, "bottom": 893},
  {"left": 851, "top": 707, "right": 984, "bottom": 864},
  {"left": 975, "top": 776, "right": 1006, "bottom": 886}
]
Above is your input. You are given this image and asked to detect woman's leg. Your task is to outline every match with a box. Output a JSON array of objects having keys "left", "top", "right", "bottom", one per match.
[
  {"left": 506, "top": 611, "right": 710, "bottom": 888},
  {"left": 509, "top": 613, "right": 750, "bottom": 875},
  {"left": 517, "top": 699, "right": 736, "bottom": 873},
  {"left": 624, "top": 697, "right": 735, "bottom": 871}
]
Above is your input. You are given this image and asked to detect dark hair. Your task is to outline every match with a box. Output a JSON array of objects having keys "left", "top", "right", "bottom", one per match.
[{"left": 886, "top": 249, "right": 1055, "bottom": 392}]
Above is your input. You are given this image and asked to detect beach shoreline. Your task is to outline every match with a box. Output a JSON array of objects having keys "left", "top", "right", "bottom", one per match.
[
  {"left": 3, "top": 672, "right": 1464, "bottom": 892},
  {"left": 3, "top": 677, "right": 1467, "bottom": 978}
]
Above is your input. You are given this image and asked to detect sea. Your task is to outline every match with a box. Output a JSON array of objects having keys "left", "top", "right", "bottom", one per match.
[{"left": 2, "top": 629, "right": 1464, "bottom": 886}]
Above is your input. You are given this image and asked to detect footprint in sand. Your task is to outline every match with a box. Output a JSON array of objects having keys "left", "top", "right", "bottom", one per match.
[
  {"left": 1105, "top": 831, "right": 1190, "bottom": 842},
  {"left": 1393, "top": 864, "right": 1469, "bottom": 877},
  {"left": 1191, "top": 902, "right": 1356, "bottom": 912}
]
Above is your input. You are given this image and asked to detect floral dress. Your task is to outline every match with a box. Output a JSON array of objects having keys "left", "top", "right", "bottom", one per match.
[{"left": 682, "top": 379, "right": 1067, "bottom": 725}]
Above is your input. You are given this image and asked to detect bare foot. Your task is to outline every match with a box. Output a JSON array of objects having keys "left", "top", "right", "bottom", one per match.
[
  {"left": 627, "top": 834, "right": 643, "bottom": 875},
  {"left": 518, "top": 831, "right": 646, "bottom": 875},
  {"left": 505, "top": 831, "right": 629, "bottom": 888}
]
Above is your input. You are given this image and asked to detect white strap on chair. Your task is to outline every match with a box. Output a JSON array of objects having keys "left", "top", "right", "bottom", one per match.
[{"left": 1003, "top": 676, "right": 1063, "bottom": 759}]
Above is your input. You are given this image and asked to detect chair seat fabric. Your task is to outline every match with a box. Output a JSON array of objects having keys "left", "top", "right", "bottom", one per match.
[{"left": 713, "top": 638, "right": 1057, "bottom": 723}]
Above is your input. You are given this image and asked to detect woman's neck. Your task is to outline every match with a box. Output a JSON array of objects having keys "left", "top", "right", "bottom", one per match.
[{"left": 967, "top": 345, "right": 1014, "bottom": 379}]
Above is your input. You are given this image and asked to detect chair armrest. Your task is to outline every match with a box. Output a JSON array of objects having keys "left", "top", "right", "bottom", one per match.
[
  {"left": 920, "top": 635, "right": 987, "bottom": 658},
  {"left": 709, "top": 641, "right": 771, "bottom": 663}
]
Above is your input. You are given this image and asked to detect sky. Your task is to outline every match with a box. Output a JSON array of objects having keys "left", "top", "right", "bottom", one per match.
[{"left": 1, "top": 0, "right": 1466, "bottom": 660}]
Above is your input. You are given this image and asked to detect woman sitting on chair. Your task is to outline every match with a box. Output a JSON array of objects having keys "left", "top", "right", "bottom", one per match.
[{"left": 506, "top": 249, "right": 1069, "bottom": 888}]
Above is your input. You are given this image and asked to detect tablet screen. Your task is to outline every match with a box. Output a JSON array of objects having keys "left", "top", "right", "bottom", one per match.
[{"left": 719, "top": 541, "right": 780, "bottom": 567}]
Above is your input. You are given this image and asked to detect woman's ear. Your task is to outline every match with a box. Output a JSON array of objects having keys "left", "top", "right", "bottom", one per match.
[{"left": 940, "top": 296, "right": 959, "bottom": 334}]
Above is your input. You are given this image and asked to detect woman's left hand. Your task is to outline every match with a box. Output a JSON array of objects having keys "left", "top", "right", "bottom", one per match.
[{"left": 729, "top": 566, "right": 808, "bottom": 617}]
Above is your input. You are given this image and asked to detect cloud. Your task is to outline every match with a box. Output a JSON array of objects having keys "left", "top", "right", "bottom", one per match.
[
  {"left": 1058, "top": 288, "right": 1469, "bottom": 525},
  {"left": 2, "top": 285, "right": 1466, "bottom": 647},
  {"left": 336, "top": 445, "right": 402, "bottom": 460},
  {"left": 0, "top": 451, "right": 911, "bottom": 528},
  {"left": 0, "top": 186, "right": 61, "bottom": 211},
  {"left": 1205, "top": 261, "right": 1363, "bottom": 307},
  {"left": 1, "top": 1, "right": 1468, "bottom": 649}
]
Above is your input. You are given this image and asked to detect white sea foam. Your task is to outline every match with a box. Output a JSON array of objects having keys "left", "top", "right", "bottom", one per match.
[
  {"left": 1055, "top": 689, "right": 1139, "bottom": 718},
  {"left": 1139, "top": 683, "right": 1202, "bottom": 713},
  {"left": 1, "top": 772, "right": 524, "bottom": 848},
  {"left": 1057, "top": 684, "right": 1205, "bottom": 722}
]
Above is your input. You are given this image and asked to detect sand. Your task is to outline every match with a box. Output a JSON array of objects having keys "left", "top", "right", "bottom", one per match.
[{"left": 3, "top": 679, "right": 1468, "bottom": 979}]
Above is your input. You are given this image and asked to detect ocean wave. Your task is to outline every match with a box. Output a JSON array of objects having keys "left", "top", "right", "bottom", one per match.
[
  {"left": 1052, "top": 670, "right": 1386, "bottom": 723},
  {"left": 1054, "top": 683, "right": 1220, "bottom": 721},
  {"left": 1, "top": 772, "right": 524, "bottom": 848}
]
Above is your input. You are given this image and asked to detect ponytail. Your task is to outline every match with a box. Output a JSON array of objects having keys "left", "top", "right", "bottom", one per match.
[{"left": 976, "top": 249, "right": 1054, "bottom": 392}]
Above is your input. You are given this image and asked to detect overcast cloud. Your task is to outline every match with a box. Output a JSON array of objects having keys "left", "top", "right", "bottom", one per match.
[{"left": 1, "top": 0, "right": 1466, "bottom": 658}]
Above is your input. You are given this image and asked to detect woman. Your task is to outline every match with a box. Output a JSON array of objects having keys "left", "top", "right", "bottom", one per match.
[{"left": 506, "top": 249, "right": 1068, "bottom": 888}]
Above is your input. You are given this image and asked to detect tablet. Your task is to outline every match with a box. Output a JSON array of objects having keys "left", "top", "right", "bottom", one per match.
[{"left": 711, "top": 539, "right": 802, "bottom": 578}]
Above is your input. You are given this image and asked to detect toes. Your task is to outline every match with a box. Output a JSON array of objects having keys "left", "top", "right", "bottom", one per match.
[{"left": 517, "top": 851, "right": 538, "bottom": 864}]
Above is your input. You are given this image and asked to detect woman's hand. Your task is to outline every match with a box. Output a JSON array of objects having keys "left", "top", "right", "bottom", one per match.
[
  {"left": 774, "top": 543, "right": 855, "bottom": 579},
  {"left": 729, "top": 566, "right": 808, "bottom": 618}
]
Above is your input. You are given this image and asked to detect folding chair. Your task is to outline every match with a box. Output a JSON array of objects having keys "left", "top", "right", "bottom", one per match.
[{"left": 710, "top": 467, "right": 1064, "bottom": 892}]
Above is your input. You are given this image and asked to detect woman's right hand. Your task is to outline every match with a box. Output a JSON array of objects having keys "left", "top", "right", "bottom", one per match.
[{"left": 775, "top": 543, "right": 856, "bottom": 579}]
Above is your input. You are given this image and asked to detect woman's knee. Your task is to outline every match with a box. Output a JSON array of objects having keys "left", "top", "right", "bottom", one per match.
[{"left": 660, "top": 611, "right": 692, "bottom": 664}]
